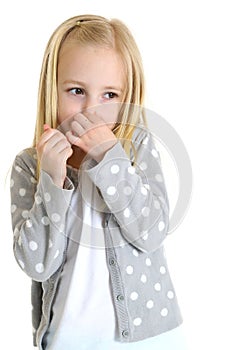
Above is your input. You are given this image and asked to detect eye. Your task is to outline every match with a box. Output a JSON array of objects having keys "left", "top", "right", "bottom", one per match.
[
  {"left": 69, "top": 88, "right": 84, "bottom": 95},
  {"left": 104, "top": 92, "right": 118, "bottom": 99}
]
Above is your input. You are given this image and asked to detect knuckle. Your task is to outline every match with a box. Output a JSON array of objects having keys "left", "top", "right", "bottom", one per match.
[
  {"left": 63, "top": 140, "right": 70, "bottom": 148},
  {"left": 71, "top": 120, "right": 78, "bottom": 129}
]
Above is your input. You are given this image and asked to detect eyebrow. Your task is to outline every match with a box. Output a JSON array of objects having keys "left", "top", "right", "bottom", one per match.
[{"left": 63, "top": 80, "right": 123, "bottom": 92}]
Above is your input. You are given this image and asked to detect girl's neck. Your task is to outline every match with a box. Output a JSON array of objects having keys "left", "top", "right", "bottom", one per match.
[{"left": 67, "top": 146, "right": 86, "bottom": 169}]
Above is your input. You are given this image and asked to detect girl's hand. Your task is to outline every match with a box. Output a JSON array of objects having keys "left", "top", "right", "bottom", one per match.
[
  {"left": 36, "top": 125, "right": 73, "bottom": 188},
  {"left": 66, "top": 111, "right": 118, "bottom": 163}
]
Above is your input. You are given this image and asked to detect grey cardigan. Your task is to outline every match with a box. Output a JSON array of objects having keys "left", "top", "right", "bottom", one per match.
[{"left": 10, "top": 126, "right": 183, "bottom": 349}]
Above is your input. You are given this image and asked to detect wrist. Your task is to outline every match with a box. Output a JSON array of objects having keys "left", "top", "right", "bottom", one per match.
[
  {"left": 51, "top": 177, "right": 65, "bottom": 188},
  {"left": 93, "top": 139, "right": 117, "bottom": 163}
]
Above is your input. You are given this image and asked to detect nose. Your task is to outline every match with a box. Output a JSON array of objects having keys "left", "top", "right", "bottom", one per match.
[{"left": 82, "top": 96, "right": 99, "bottom": 114}]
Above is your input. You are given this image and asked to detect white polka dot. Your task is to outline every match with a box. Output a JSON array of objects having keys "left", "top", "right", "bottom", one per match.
[
  {"left": 154, "top": 283, "right": 161, "bottom": 291},
  {"left": 59, "top": 224, "right": 65, "bottom": 232},
  {"left": 128, "top": 166, "right": 135, "bottom": 174},
  {"left": 19, "top": 188, "right": 26, "bottom": 196},
  {"left": 141, "top": 207, "right": 150, "bottom": 217},
  {"left": 22, "top": 210, "right": 29, "bottom": 219},
  {"left": 41, "top": 216, "right": 50, "bottom": 226},
  {"left": 118, "top": 240, "right": 125, "bottom": 248},
  {"left": 51, "top": 213, "right": 61, "bottom": 223},
  {"left": 11, "top": 204, "right": 17, "bottom": 213},
  {"left": 49, "top": 239, "right": 53, "bottom": 248},
  {"left": 126, "top": 265, "right": 134, "bottom": 274},
  {"left": 35, "top": 195, "right": 42, "bottom": 205},
  {"left": 141, "top": 186, "right": 148, "bottom": 195},
  {"left": 142, "top": 231, "right": 148, "bottom": 240},
  {"left": 154, "top": 200, "right": 161, "bottom": 209},
  {"left": 161, "top": 308, "right": 168, "bottom": 317},
  {"left": 18, "top": 236, "right": 22, "bottom": 246},
  {"left": 142, "top": 136, "right": 149, "bottom": 145},
  {"left": 18, "top": 259, "right": 25, "bottom": 269},
  {"left": 146, "top": 258, "right": 152, "bottom": 266},
  {"left": 146, "top": 300, "right": 154, "bottom": 309},
  {"left": 123, "top": 208, "right": 130, "bottom": 218},
  {"left": 158, "top": 221, "right": 165, "bottom": 231},
  {"left": 139, "top": 162, "right": 147, "bottom": 170},
  {"left": 133, "top": 317, "right": 142, "bottom": 326},
  {"left": 123, "top": 186, "right": 132, "bottom": 196},
  {"left": 155, "top": 174, "right": 163, "bottom": 182},
  {"left": 30, "top": 177, "right": 37, "bottom": 184},
  {"left": 10, "top": 179, "right": 14, "bottom": 188},
  {"left": 107, "top": 186, "right": 117, "bottom": 195},
  {"left": 140, "top": 274, "right": 147, "bottom": 283},
  {"left": 130, "top": 292, "right": 138, "bottom": 301},
  {"left": 132, "top": 249, "right": 139, "bottom": 257},
  {"left": 111, "top": 164, "right": 119, "bottom": 174},
  {"left": 160, "top": 266, "right": 166, "bottom": 274},
  {"left": 54, "top": 250, "right": 59, "bottom": 259},
  {"left": 15, "top": 165, "right": 22, "bottom": 173},
  {"left": 167, "top": 291, "right": 174, "bottom": 299},
  {"left": 44, "top": 192, "right": 51, "bottom": 202},
  {"left": 151, "top": 149, "right": 159, "bottom": 158},
  {"left": 29, "top": 241, "right": 38, "bottom": 251},
  {"left": 35, "top": 263, "right": 44, "bottom": 274},
  {"left": 26, "top": 219, "right": 33, "bottom": 228}
]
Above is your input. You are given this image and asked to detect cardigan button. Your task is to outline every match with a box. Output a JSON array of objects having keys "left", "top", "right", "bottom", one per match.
[
  {"left": 117, "top": 294, "right": 124, "bottom": 301},
  {"left": 122, "top": 330, "right": 129, "bottom": 338},
  {"left": 109, "top": 258, "right": 116, "bottom": 266}
]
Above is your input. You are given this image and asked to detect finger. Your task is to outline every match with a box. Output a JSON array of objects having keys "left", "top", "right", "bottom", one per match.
[
  {"left": 73, "top": 113, "right": 92, "bottom": 129},
  {"left": 85, "top": 107, "right": 119, "bottom": 129},
  {"left": 54, "top": 138, "right": 72, "bottom": 154},
  {"left": 38, "top": 131, "right": 68, "bottom": 156},
  {"left": 44, "top": 132, "right": 67, "bottom": 150},
  {"left": 43, "top": 124, "right": 50, "bottom": 131},
  {"left": 38, "top": 128, "right": 60, "bottom": 146},
  {"left": 71, "top": 120, "right": 85, "bottom": 136},
  {"left": 58, "top": 145, "right": 73, "bottom": 162},
  {"left": 66, "top": 130, "right": 81, "bottom": 146},
  {"left": 83, "top": 110, "right": 104, "bottom": 125}
]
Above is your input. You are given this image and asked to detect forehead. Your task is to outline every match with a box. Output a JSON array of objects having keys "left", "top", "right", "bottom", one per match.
[{"left": 58, "top": 43, "right": 126, "bottom": 85}]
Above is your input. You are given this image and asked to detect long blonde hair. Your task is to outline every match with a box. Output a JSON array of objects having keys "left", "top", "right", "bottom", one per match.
[{"left": 33, "top": 14, "right": 146, "bottom": 157}]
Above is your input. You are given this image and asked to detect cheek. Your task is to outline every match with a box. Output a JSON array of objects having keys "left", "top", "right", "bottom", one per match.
[
  {"left": 102, "top": 113, "right": 118, "bottom": 127},
  {"left": 57, "top": 96, "right": 83, "bottom": 125},
  {"left": 96, "top": 103, "right": 120, "bottom": 127}
]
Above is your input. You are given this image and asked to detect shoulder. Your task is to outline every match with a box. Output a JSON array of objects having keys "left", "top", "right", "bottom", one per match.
[
  {"left": 13, "top": 147, "right": 37, "bottom": 176},
  {"left": 132, "top": 124, "right": 156, "bottom": 148},
  {"left": 131, "top": 124, "right": 161, "bottom": 163}
]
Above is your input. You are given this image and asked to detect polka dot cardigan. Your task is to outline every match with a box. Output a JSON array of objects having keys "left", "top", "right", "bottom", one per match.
[{"left": 10, "top": 126, "right": 183, "bottom": 349}]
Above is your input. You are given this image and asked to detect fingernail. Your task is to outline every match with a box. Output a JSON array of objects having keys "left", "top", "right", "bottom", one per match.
[{"left": 44, "top": 124, "right": 50, "bottom": 131}]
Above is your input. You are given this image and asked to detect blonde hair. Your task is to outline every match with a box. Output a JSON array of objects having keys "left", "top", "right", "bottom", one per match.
[{"left": 33, "top": 14, "right": 146, "bottom": 158}]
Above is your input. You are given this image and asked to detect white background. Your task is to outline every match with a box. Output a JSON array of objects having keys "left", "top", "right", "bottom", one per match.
[{"left": 1, "top": 0, "right": 233, "bottom": 349}]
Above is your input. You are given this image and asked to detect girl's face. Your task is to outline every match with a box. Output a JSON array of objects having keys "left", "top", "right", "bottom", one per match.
[{"left": 57, "top": 43, "right": 126, "bottom": 127}]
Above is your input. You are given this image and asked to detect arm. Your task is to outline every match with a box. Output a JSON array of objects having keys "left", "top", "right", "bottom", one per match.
[
  {"left": 85, "top": 128, "right": 169, "bottom": 253},
  {"left": 10, "top": 149, "right": 74, "bottom": 282}
]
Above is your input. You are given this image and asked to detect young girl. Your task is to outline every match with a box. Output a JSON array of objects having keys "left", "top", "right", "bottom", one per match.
[{"left": 10, "top": 14, "right": 186, "bottom": 350}]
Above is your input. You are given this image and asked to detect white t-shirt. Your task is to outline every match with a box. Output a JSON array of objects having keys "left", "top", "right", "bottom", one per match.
[
  {"left": 43, "top": 175, "right": 188, "bottom": 350},
  {"left": 43, "top": 182, "right": 117, "bottom": 348}
]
